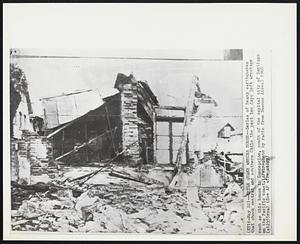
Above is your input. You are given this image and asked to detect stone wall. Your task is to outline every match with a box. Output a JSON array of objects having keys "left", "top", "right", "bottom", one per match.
[
  {"left": 27, "top": 132, "right": 56, "bottom": 179},
  {"left": 10, "top": 139, "right": 19, "bottom": 182},
  {"left": 120, "top": 82, "right": 140, "bottom": 163},
  {"left": 12, "top": 93, "right": 34, "bottom": 139},
  {"left": 15, "top": 136, "right": 31, "bottom": 184},
  {"left": 10, "top": 131, "right": 56, "bottom": 184}
]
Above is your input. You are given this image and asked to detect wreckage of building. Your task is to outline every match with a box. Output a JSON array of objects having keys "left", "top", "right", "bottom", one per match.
[
  {"left": 11, "top": 73, "right": 182, "bottom": 183},
  {"left": 11, "top": 72, "right": 243, "bottom": 186},
  {"left": 10, "top": 71, "right": 245, "bottom": 234},
  {"left": 43, "top": 73, "right": 159, "bottom": 166}
]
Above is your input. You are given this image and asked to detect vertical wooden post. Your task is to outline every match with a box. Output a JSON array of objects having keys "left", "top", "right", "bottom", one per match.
[
  {"left": 104, "top": 104, "right": 116, "bottom": 155},
  {"left": 55, "top": 100, "right": 60, "bottom": 126},
  {"left": 153, "top": 110, "right": 157, "bottom": 165},
  {"left": 169, "top": 121, "right": 173, "bottom": 164},
  {"left": 43, "top": 106, "right": 48, "bottom": 128},
  {"left": 62, "top": 129, "right": 65, "bottom": 155},
  {"left": 84, "top": 122, "right": 89, "bottom": 162},
  {"left": 185, "top": 135, "right": 189, "bottom": 164},
  {"left": 145, "top": 146, "right": 149, "bottom": 164},
  {"left": 175, "top": 76, "right": 199, "bottom": 172},
  {"left": 84, "top": 122, "right": 88, "bottom": 140}
]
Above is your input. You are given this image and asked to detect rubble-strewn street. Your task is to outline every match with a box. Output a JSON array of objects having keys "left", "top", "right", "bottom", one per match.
[{"left": 11, "top": 165, "right": 243, "bottom": 234}]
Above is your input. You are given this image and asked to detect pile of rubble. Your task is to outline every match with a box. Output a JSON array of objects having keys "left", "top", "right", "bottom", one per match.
[{"left": 11, "top": 166, "right": 244, "bottom": 234}]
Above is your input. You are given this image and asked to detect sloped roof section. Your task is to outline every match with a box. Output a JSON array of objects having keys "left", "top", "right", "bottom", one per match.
[
  {"left": 46, "top": 92, "right": 121, "bottom": 138},
  {"left": 139, "top": 81, "right": 159, "bottom": 106},
  {"left": 41, "top": 89, "right": 103, "bottom": 129}
]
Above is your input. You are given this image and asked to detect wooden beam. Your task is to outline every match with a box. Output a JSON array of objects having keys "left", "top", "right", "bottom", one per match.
[
  {"left": 175, "top": 76, "right": 199, "bottom": 171},
  {"left": 84, "top": 121, "right": 89, "bottom": 162},
  {"left": 169, "top": 121, "right": 173, "bottom": 164},
  {"left": 137, "top": 93, "right": 154, "bottom": 121},
  {"left": 84, "top": 123, "right": 88, "bottom": 140},
  {"left": 153, "top": 111, "right": 157, "bottom": 165},
  {"left": 185, "top": 135, "right": 189, "bottom": 165},
  {"left": 109, "top": 170, "right": 152, "bottom": 185},
  {"left": 62, "top": 129, "right": 65, "bottom": 155},
  {"left": 156, "top": 116, "right": 184, "bottom": 123},
  {"left": 158, "top": 106, "right": 186, "bottom": 111},
  {"left": 104, "top": 103, "right": 116, "bottom": 154},
  {"left": 156, "top": 134, "right": 183, "bottom": 138},
  {"left": 40, "top": 89, "right": 93, "bottom": 100},
  {"left": 55, "top": 100, "right": 60, "bottom": 125},
  {"left": 55, "top": 127, "right": 117, "bottom": 161}
]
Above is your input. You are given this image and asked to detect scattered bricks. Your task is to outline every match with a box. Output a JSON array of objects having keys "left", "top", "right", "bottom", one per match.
[
  {"left": 48, "top": 174, "right": 57, "bottom": 179},
  {"left": 39, "top": 223, "right": 50, "bottom": 229},
  {"left": 31, "top": 167, "right": 43, "bottom": 176}
]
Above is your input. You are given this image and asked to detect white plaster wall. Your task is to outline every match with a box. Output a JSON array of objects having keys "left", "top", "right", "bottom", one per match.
[
  {"left": 216, "top": 134, "right": 242, "bottom": 154},
  {"left": 188, "top": 102, "right": 218, "bottom": 153},
  {"left": 12, "top": 94, "right": 34, "bottom": 139}
]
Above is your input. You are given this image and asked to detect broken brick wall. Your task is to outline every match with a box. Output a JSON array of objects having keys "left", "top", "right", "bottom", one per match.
[
  {"left": 114, "top": 73, "right": 158, "bottom": 164},
  {"left": 120, "top": 81, "right": 140, "bottom": 163},
  {"left": 26, "top": 132, "right": 56, "bottom": 178},
  {"left": 14, "top": 136, "right": 31, "bottom": 184},
  {"left": 10, "top": 139, "right": 19, "bottom": 182},
  {"left": 10, "top": 131, "right": 56, "bottom": 184}
]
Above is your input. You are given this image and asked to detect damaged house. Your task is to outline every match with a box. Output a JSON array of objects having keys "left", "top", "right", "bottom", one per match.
[
  {"left": 11, "top": 69, "right": 242, "bottom": 189},
  {"left": 217, "top": 122, "right": 243, "bottom": 155},
  {"left": 10, "top": 63, "right": 54, "bottom": 185},
  {"left": 45, "top": 73, "right": 159, "bottom": 166},
  {"left": 8, "top": 48, "right": 247, "bottom": 235}
]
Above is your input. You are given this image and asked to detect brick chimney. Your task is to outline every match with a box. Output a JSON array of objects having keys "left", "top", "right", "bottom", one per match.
[{"left": 114, "top": 73, "right": 140, "bottom": 163}]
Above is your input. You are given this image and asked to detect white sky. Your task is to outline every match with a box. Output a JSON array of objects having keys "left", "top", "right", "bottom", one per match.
[{"left": 12, "top": 49, "right": 242, "bottom": 121}]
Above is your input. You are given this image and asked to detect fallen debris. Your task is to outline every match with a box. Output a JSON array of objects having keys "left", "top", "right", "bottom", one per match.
[
  {"left": 11, "top": 164, "right": 243, "bottom": 234},
  {"left": 109, "top": 168, "right": 164, "bottom": 186},
  {"left": 68, "top": 141, "right": 139, "bottom": 185},
  {"left": 109, "top": 171, "right": 152, "bottom": 185}
]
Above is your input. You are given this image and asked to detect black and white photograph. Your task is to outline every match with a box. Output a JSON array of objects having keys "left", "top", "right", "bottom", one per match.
[
  {"left": 9, "top": 49, "right": 244, "bottom": 234},
  {"left": 3, "top": 3, "right": 296, "bottom": 241}
]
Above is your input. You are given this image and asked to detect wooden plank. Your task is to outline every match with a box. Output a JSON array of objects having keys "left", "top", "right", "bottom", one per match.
[
  {"left": 84, "top": 122, "right": 89, "bottom": 162},
  {"left": 153, "top": 111, "right": 157, "bottom": 165},
  {"left": 69, "top": 140, "right": 139, "bottom": 184},
  {"left": 55, "top": 127, "right": 117, "bottom": 161},
  {"left": 156, "top": 116, "right": 184, "bottom": 123},
  {"left": 47, "top": 120, "right": 74, "bottom": 138},
  {"left": 185, "top": 135, "right": 189, "bottom": 165},
  {"left": 62, "top": 129, "right": 65, "bottom": 155},
  {"left": 109, "top": 171, "right": 152, "bottom": 185},
  {"left": 84, "top": 123, "right": 88, "bottom": 140},
  {"left": 156, "top": 134, "right": 183, "bottom": 138},
  {"left": 169, "top": 121, "right": 173, "bottom": 164},
  {"left": 55, "top": 100, "right": 60, "bottom": 125},
  {"left": 137, "top": 93, "right": 154, "bottom": 121},
  {"left": 104, "top": 104, "right": 116, "bottom": 154},
  {"left": 158, "top": 106, "right": 186, "bottom": 111},
  {"left": 40, "top": 89, "right": 93, "bottom": 100},
  {"left": 109, "top": 168, "right": 164, "bottom": 185}
]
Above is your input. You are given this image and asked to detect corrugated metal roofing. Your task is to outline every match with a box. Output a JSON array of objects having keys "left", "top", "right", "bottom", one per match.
[{"left": 41, "top": 90, "right": 103, "bottom": 128}]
